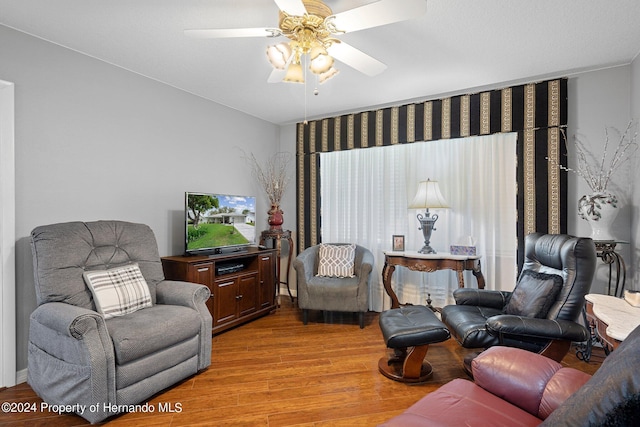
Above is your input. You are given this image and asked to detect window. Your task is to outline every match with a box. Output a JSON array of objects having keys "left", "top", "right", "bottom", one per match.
[{"left": 320, "top": 133, "right": 518, "bottom": 311}]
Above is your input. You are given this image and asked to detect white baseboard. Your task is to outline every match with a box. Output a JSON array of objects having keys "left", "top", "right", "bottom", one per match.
[
  {"left": 279, "top": 284, "right": 297, "bottom": 299},
  {"left": 16, "top": 368, "right": 27, "bottom": 384}
]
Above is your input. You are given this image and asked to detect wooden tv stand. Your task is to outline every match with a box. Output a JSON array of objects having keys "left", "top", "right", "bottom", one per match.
[{"left": 161, "top": 248, "right": 277, "bottom": 335}]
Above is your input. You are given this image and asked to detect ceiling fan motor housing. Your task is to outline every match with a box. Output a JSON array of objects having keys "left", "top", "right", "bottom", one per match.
[
  {"left": 278, "top": 0, "right": 333, "bottom": 26},
  {"left": 279, "top": 0, "right": 336, "bottom": 56}
]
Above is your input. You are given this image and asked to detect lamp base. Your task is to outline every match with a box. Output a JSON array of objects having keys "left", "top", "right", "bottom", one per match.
[
  {"left": 416, "top": 211, "right": 439, "bottom": 255},
  {"left": 418, "top": 245, "right": 436, "bottom": 254}
]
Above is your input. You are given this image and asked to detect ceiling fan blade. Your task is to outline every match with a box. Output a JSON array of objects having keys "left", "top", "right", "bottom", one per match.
[
  {"left": 273, "top": 0, "right": 307, "bottom": 15},
  {"left": 268, "top": 68, "right": 287, "bottom": 83},
  {"left": 330, "top": 0, "right": 427, "bottom": 33},
  {"left": 327, "top": 42, "right": 387, "bottom": 77},
  {"left": 184, "top": 28, "right": 281, "bottom": 39}
]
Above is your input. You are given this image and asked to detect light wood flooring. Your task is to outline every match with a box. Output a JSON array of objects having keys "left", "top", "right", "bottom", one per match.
[{"left": 0, "top": 298, "right": 604, "bottom": 426}]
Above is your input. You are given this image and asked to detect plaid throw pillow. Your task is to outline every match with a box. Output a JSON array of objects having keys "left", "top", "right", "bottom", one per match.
[
  {"left": 83, "top": 263, "right": 152, "bottom": 319},
  {"left": 316, "top": 244, "right": 356, "bottom": 278}
]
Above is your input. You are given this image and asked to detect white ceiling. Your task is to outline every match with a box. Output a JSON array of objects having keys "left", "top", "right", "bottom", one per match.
[{"left": 2, "top": 0, "right": 640, "bottom": 125}]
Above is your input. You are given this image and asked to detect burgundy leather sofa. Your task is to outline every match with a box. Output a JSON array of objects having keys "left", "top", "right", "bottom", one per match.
[{"left": 380, "top": 323, "right": 640, "bottom": 426}]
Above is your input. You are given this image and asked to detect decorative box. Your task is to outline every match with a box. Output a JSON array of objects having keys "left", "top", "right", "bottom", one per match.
[
  {"left": 450, "top": 245, "right": 477, "bottom": 256},
  {"left": 624, "top": 290, "right": 640, "bottom": 307}
]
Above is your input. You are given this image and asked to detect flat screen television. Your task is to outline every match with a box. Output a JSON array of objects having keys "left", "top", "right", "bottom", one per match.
[{"left": 185, "top": 191, "right": 257, "bottom": 255}]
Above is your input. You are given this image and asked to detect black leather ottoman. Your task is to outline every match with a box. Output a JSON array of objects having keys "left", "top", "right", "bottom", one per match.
[{"left": 378, "top": 305, "right": 450, "bottom": 383}]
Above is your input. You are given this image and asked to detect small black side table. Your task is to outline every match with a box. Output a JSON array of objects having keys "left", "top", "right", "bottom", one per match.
[
  {"left": 576, "top": 240, "right": 629, "bottom": 362},
  {"left": 260, "top": 229, "right": 294, "bottom": 302},
  {"left": 594, "top": 240, "right": 628, "bottom": 298}
]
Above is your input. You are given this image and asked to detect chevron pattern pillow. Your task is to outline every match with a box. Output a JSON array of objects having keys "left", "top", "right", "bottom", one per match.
[
  {"left": 316, "top": 244, "right": 356, "bottom": 278},
  {"left": 83, "top": 263, "right": 152, "bottom": 319}
]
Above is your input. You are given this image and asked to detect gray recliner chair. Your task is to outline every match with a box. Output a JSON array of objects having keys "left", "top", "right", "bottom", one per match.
[
  {"left": 28, "top": 220, "right": 212, "bottom": 424},
  {"left": 293, "top": 243, "right": 374, "bottom": 328}
]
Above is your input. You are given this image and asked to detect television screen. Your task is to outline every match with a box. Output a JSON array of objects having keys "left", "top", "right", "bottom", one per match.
[{"left": 185, "top": 192, "right": 256, "bottom": 255}]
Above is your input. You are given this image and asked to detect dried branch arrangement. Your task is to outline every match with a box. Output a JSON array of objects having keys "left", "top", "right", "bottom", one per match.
[
  {"left": 246, "top": 151, "right": 291, "bottom": 206},
  {"left": 551, "top": 121, "right": 638, "bottom": 193}
]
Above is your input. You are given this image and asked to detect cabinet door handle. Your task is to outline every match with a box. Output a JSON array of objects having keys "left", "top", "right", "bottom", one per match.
[
  {"left": 261, "top": 257, "right": 270, "bottom": 261},
  {"left": 197, "top": 267, "right": 209, "bottom": 272},
  {"left": 235, "top": 295, "right": 243, "bottom": 300}
]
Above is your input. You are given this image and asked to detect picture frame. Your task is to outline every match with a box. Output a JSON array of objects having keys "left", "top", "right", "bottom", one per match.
[{"left": 392, "top": 235, "right": 405, "bottom": 252}]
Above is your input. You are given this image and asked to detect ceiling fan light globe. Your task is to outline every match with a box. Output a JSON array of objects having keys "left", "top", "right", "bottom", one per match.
[
  {"left": 266, "top": 43, "right": 292, "bottom": 70},
  {"left": 319, "top": 67, "right": 339, "bottom": 84},
  {"left": 309, "top": 44, "right": 328, "bottom": 60},
  {"left": 309, "top": 53, "right": 334, "bottom": 74},
  {"left": 284, "top": 62, "right": 305, "bottom": 83}
]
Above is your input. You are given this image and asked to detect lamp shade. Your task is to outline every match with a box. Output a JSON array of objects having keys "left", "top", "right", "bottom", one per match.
[{"left": 409, "top": 180, "right": 449, "bottom": 209}]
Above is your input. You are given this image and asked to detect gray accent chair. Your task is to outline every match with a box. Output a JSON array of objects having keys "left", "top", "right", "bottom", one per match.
[
  {"left": 28, "top": 220, "right": 212, "bottom": 424},
  {"left": 293, "top": 244, "right": 374, "bottom": 328}
]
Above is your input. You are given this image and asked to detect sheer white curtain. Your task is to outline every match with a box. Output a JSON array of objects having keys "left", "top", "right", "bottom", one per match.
[{"left": 320, "top": 133, "right": 518, "bottom": 311}]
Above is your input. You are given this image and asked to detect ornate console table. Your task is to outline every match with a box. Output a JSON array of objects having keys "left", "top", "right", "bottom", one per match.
[
  {"left": 382, "top": 251, "right": 485, "bottom": 309},
  {"left": 584, "top": 294, "right": 640, "bottom": 355}
]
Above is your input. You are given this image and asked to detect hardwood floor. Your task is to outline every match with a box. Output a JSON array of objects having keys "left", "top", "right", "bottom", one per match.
[{"left": 0, "top": 299, "right": 604, "bottom": 426}]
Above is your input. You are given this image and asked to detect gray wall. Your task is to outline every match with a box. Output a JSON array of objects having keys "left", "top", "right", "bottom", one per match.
[
  {"left": 0, "top": 25, "right": 279, "bottom": 372},
  {"left": 631, "top": 54, "right": 640, "bottom": 292}
]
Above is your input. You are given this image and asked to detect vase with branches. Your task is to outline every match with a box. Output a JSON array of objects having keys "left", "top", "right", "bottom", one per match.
[
  {"left": 246, "top": 152, "right": 291, "bottom": 230},
  {"left": 551, "top": 121, "right": 638, "bottom": 239},
  {"left": 558, "top": 121, "right": 638, "bottom": 194}
]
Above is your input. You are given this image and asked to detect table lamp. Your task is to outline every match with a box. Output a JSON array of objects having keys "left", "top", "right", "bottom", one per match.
[{"left": 409, "top": 179, "right": 449, "bottom": 254}]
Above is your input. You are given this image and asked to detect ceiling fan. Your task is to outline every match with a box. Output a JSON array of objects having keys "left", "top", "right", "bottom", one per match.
[{"left": 185, "top": 0, "right": 427, "bottom": 84}]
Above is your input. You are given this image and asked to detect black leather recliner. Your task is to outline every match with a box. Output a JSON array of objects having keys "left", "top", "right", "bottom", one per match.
[{"left": 441, "top": 233, "right": 597, "bottom": 362}]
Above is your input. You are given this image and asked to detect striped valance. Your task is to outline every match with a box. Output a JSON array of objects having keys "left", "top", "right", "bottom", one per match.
[{"left": 296, "top": 78, "right": 568, "bottom": 268}]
